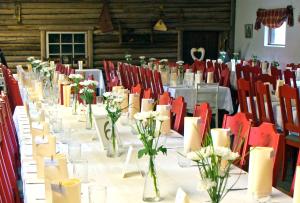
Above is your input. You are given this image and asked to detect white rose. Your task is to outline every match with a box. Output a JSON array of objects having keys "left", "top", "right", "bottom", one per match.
[
  {"left": 197, "top": 179, "right": 217, "bottom": 191},
  {"left": 103, "top": 92, "right": 112, "bottom": 98},
  {"left": 176, "top": 60, "right": 184, "bottom": 65},
  {"left": 134, "top": 112, "right": 145, "bottom": 121},
  {"left": 187, "top": 151, "right": 201, "bottom": 161},
  {"left": 156, "top": 115, "right": 169, "bottom": 121},
  {"left": 139, "top": 56, "right": 145, "bottom": 60}
]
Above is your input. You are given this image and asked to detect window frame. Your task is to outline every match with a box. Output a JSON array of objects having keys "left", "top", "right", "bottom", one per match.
[
  {"left": 46, "top": 31, "right": 88, "bottom": 63},
  {"left": 264, "top": 22, "right": 286, "bottom": 48}
]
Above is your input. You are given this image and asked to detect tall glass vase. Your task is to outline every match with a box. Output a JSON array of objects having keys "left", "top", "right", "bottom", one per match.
[
  {"left": 143, "top": 155, "right": 160, "bottom": 202},
  {"left": 106, "top": 123, "right": 122, "bottom": 158},
  {"left": 72, "top": 93, "right": 79, "bottom": 115},
  {"left": 86, "top": 103, "right": 93, "bottom": 129}
]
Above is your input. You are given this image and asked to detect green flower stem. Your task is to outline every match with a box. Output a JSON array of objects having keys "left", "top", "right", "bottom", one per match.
[
  {"left": 111, "top": 122, "right": 116, "bottom": 153},
  {"left": 149, "top": 155, "right": 159, "bottom": 197},
  {"left": 88, "top": 103, "right": 92, "bottom": 128}
]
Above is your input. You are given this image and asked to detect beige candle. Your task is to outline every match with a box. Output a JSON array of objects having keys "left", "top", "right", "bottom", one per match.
[
  {"left": 141, "top": 99, "right": 154, "bottom": 112},
  {"left": 63, "top": 85, "right": 71, "bottom": 107},
  {"left": 275, "top": 80, "right": 285, "bottom": 97},
  {"left": 51, "top": 178, "right": 81, "bottom": 203},
  {"left": 194, "top": 72, "right": 203, "bottom": 88},
  {"left": 293, "top": 166, "right": 300, "bottom": 203},
  {"left": 44, "top": 154, "right": 69, "bottom": 203},
  {"left": 183, "top": 117, "right": 201, "bottom": 153},
  {"left": 248, "top": 147, "right": 274, "bottom": 198},
  {"left": 128, "top": 93, "right": 140, "bottom": 119},
  {"left": 119, "top": 89, "right": 129, "bottom": 112},
  {"left": 170, "top": 72, "right": 177, "bottom": 87},
  {"left": 156, "top": 105, "right": 171, "bottom": 135},
  {"left": 112, "top": 86, "right": 124, "bottom": 93},
  {"left": 207, "top": 72, "right": 214, "bottom": 83},
  {"left": 35, "top": 134, "right": 56, "bottom": 158}
]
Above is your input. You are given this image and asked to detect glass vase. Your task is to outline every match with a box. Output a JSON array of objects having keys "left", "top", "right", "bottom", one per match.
[
  {"left": 86, "top": 103, "right": 93, "bottom": 129},
  {"left": 106, "top": 123, "right": 122, "bottom": 158},
  {"left": 143, "top": 156, "right": 161, "bottom": 202},
  {"left": 72, "top": 94, "right": 79, "bottom": 115}
]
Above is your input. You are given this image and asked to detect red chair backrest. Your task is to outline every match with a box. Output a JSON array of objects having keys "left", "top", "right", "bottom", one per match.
[
  {"left": 255, "top": 81, "right": 274, "bottom": 124},
  {"left": 143, "top": 88, "right": 152, "bottom": 99},
  {"left": 0, "top": 151, "right": 14, "bottom": 203},
  {"left": 219, "top": 67, "right": 230, "bottom": 87},
  {"left": 237, "top": 78, "right": 258, "bottom": 125},
  {"left": 279, "top": 84, "right": 300, "bottom": 137},
  {"left": 145, "top": 69, "right": 157, "bottom": 98},
  {"left": 236, "top": 63, "right": 243, "bottom": 80},
  {"left": 290, "top": 152, "right": 300, "bottom": 195},
  {"left": 158, "top": 92, "right": 172, "bottom": 105},
  {"left": 171, "top": 96, "right": 186, "bottom": 134},
  {"left": 246, "top": 122, "right": 283, "bottom": 186},
  {"left": 132, "top": 66, "right": 141, "bottom": 87},
  {"left": 284, "top": 69, "right": 297, "bottom": 88},
  {"left": 222, "top": 112, "right": 252, "bottom": 166},
  {"left": 242, "top": 65, "right": 262, "bottom": 81},
  {"left": 139, "top": 68, "right": 147, "bottom": 90},
  {"left": 193, "top": 60, "right": 206, "bottom": 73},
  {"left": 131, "top": 84, "right": 142, "bottom": 95},
  {"left": 252, "top": 74, "right": 277, "bottom": 91},
  {"left": 153, "top": 70, "right": 164, "bottom": 97},
  {"left": 193, "top": 103, "right": 212, "bottom": 142},
  {"left": 118, "top": 63, "right": 129, "bottom": 90},
  {"left": 271, "top": 67, "right": 282, "bottom": 80}
]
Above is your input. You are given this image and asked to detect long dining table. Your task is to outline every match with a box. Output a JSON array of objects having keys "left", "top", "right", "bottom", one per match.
[{"left": 13, "top": 98, "right": 294, "bottom": 202}]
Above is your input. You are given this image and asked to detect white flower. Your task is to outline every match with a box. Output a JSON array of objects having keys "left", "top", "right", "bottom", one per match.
[
  {"left": 108, "top": 107, "right": 117, "bottom": 113},
  {"left": 69, "top": 74, "right": 83, "bottom": 80},
  {"left": 27, "top": 56, "right": 35, "bottom": 62},
  {"left": 214, "top": 146, "right": 231, "bottom": 158},
  {"left": 197, "top": 178, "right": 217, "bottom": 191},
  {"left": 134, "top": 112, "right": 145, "bottom": 121},
  {"left": 114, "top": 96, "right": 123, "bottom": 103},
  {"left": 149, "top": 58, "right": 156, "bottom": 61},
  {"left": 32, "top": 59, "right": 41, "bottom": 64},
  {"left": 103, "top": 92, "right": 112, "bottom": 98},
  {"left": 125, "top": 54, "right": 132, "bottom": 58},
  {"left": 79, "top": 89, "right": 84, "bottom": 94},
  {"left": 159, "top": 59, "right": 168, "bottom": 63},
  {"left": 139, "top": 56, "right": 145, "bottom": 60},
  {"left": 70, "top": 83, "right": 77, "bottom": 87},
  {"left": 187, "top": 151, "right": 201, "bottom": 161},
  {"left": 176, "top": 60, "right": 184, "bottom": 65},
  {"left": 87, "top": 89, "right": 94, "bottom": 93},
  {"left": 223, "top": 151, "right": 239, "bottom": 161}
]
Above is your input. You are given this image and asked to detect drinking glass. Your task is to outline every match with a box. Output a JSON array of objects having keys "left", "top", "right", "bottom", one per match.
[
  {"left": 68, "top": 143, "right": 82, "bottom": 162},
  {"left": 89, "top": 185, "right": 107, "bottom": 203},
  {"left": 73, "top": 159, "right": 88, "bottom": 183}
]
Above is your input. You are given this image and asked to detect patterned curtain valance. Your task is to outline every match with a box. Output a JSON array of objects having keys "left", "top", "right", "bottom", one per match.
[{"left": 255, "top": 5, "right": 294, "bottom": 30}]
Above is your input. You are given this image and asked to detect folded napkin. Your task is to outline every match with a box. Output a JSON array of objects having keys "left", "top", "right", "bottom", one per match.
[
  {"left": 248, "top": 147, "right": 274, "bottom": 198},
  {"left": 261, "top": 62, "right": 268, "bottom": 74},
  {"left": 156, "top": 105, "right": 171, "bottom": 135},
  {"left": 275, "top": 80, "right": 284, "bottom": 97},
  {"left": 170, "top": 72, "right": 177, "bottom": 87},
  {"left": 183, "top": 117, "right": 201, "bottom": 153},
  {"left": 63, "top": 85, "right": 71, "bottom": 107},
  {"left": 128, "top": 93, "right": 140, "bottom": 119},
  {"left": 175, "top": 187, "right": 190, "bottom": 203},
  {"left": 51, "top": 178, "right": 81, "bottom": 203},
  {"left": 207, "top": 72, "right": 214, "bottom": 83},
  {"left": 141, "top": 98, "right": 154, "bottom": 112},
  {"left": 293, "top": 166, "right": 300, "bottom": 203},
  {"left": 44, "top": 154, "right": 69, "bottom": 203}
]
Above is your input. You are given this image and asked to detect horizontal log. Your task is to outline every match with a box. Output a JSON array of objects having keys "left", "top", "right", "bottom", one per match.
[
  {"left": 21, "top": 8, "right": 101, "bottom": 15},
  {"left": 22, "top": 13, "right": 100, "bottom": 20}
]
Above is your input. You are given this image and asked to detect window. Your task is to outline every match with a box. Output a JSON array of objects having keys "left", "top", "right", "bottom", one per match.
[
  {"left": 264, "top": 22, "right": 286, "bottom": 47},
  {"left": 46, "top": 32, "right": 87, "bottom": 65}
]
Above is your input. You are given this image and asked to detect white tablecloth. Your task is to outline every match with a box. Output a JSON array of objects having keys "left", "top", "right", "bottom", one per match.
[
  {"left": 13, "top": 104, "right": 293, "bottom": 203},
  {"left": 164, "top": 85, "right": 234, "bottom": 114}
]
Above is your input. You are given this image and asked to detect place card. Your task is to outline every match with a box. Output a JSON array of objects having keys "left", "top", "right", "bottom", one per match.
[{"left": 122, "top": 145, "right": 144, "bottom": 178}]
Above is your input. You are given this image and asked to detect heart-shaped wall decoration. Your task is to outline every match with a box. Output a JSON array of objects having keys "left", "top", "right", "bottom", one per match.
[{"left": 190, "top": 48, "right": 205, "bottom": 61}]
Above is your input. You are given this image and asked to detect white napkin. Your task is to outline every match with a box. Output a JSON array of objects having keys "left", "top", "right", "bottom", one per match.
[
  {"left": 248, "top": 147, "right": 274, "bottom": 198},
  {"left": 183, "top": 117, "right": 201, "bottom": 153}
]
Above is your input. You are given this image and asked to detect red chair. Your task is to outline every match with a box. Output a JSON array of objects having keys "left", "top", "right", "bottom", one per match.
[
  {"left": 0, "top": 151, "right": 14, "bottom": 203},
  {"left": 146, "top": 69, "right": 157, "bottom": 99},
  {"left": 193, "top": 103, "right": 212, "bottom": 143},
  {"left": 7, "top": 76, "right": 23, "bottom": 112},
  {"left": 158, "top": 92, "right": 172, "bottom": 105},
  {"left": 284, "top": 69, "right": 297, "bottom": 88},
  {"left": 139, "top": 68, "right": 148, "bottom": 90},
  {"left": 219, "top": 67, "right": 230, "bottom": 87},
  {"left": 153, "top": 70, "right": 164, "bottom": 97},
  {"left": 290, "top": 151, "right": 300, "bottom": 196},
  {"left": 246, "top": 122, "right": 283, "bottom": 186},
  {"left": 118, "top": 63, "right": 129, "bottom": 90},
  {"left": 236, "top": 63, "right": 243, "bottom": 80},
  {"left": 271, "top": 67, "right": 282, "bottom": 80},
  {"left": 255, "top": 81, "right": 275, "bottom": 124},
  {"left": 279, "top": 85, "right": 300, "bottom": 182},
  {"left": 131, "top": 84, "right": 142, "bottom": 95},
  {"left": 171, "top": 96, "right": 186, "bottom": 134},
  {"left": 193, "top": 60, "right": 206, "bottom": 74},
  {"left": 252, "top": 74, "right": 277, "bottom": 91},
  {"left": 242, "top": 65, "right": 261, "bottom": 81},
  {"left": 132, "top": 66, "right": 141, "bottom": 87},
  {"left": 143, "top": 88, "right": 152, "bottom": 99},
  {"left": 222, "top": 112, "right": 252, "bottom": 167},
  {"left": 237, "top": 78, "right": 258, "bottom": 125}
]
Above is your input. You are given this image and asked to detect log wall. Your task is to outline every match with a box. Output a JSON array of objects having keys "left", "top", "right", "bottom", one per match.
[{"left": 0, "top": 0, "right": 234, "bottom": 70}]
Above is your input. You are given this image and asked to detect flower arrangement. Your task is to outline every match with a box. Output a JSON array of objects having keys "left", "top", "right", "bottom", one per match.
[
  {"left": 139, "top": 56, "right": 146, "bottom": 67},
  {"left": 149, "top": 58, "right": 157, "bottom": 70},
  {"left": 271, "top": 60, "right": 280, "bottom": 67},
  {"left": 79, "top": 80, "right": 98, "bottom": 129},
  {"left": 134, "top": 111, "right": 169, "bottom": 201},
  {"left": 69, "top": 74, "right": 84, "bottom": 114},
  {"left": 103, "top": 92, "right": 124, "bottom": 157},
  {"left": 40, "top": 62, "right": 55, "bottom": 85},
  {"left": 252, "top": 55, "right": 258, "bottom": 66},
  {"left": 176, "top": 60, "right": 184, "bottom": 74},
  {"left": 125, "top": 54, "right": 132, "bottom": 64},
  {"left": 187, "top": 135, "right": 240, "bottom": 203},
  {"left": 232, "top": 52, "right": 240, "bottom": 61},
  {"left": 159, "top": 59, "right": 168, "bottom": 71}
]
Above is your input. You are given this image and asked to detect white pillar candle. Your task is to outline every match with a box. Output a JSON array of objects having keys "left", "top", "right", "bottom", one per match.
[
  {"left": 128, "top": 93, "right": 140, "bottom": 119},
  {"left": 207, "top": 72, "right": 214, "bottom": 83},
  {"left": 141, "top": 99, "right": 154, "bottom": 112},
  {"left": 248, "top": 147, "right": 274, "bottom": 199},
  {"left": 156, "top": 105, "right": 171, "bottom": 135},
  {"left": 78, "top": 60, "right": 83, "bottom": 70},
  {"left": 51, "top": 178, "right": 81, "bottom": 203},
  {"left": 293, "top": 166, "right": 300, "bottom": 203},
  {"left": 275, "top": 80, "right": 284, "bottom": 97},
  {"left": 183, "top": 117, "right": 201, "bottom": 153}
]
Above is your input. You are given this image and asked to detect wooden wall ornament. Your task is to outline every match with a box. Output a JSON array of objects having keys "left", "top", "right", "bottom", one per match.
[
  {"left": 99, "top": 0, "right": 113, "bottom": 33},
  {"left": 190, "top": 48, "right": 205, "bottom": 61}
]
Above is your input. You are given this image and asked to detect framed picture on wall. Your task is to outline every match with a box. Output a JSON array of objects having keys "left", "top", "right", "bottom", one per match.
[{"left": 245, "top": 24, "right": 253, "bottom": 38}]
